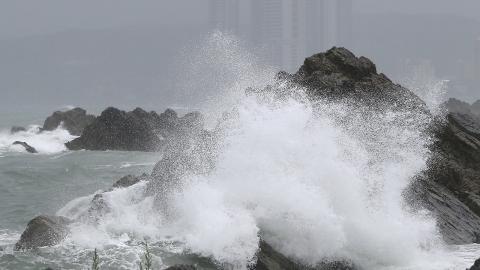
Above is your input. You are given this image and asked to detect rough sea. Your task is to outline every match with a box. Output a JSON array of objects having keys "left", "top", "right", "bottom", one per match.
[{"left": 1, "top": 33, "right": 480, "bottom": 269}]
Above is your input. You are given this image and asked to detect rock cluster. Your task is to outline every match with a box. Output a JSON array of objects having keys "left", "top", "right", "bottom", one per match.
[
  {"left": 42, "top": 107, "right": 96, "bottom": 136},
  {"left": 65, "top": 107, "right": 204, "bottom": 152}
]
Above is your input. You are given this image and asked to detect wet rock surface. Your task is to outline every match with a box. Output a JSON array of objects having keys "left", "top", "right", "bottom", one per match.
[
  {"left": 468, "top": 258, "right": 480, "bottom": 270},
  {"left": 293, "top": 47, "right": 429, "bottom": 116},
  {"left": 14, "top": 215, "right": 72, "bottom": 251},
  {"left": 42, "top": 107, "right": 96, "bottom": 136},
  {"left": 12, "top": 141, "right": 37, "bottom": 153}
]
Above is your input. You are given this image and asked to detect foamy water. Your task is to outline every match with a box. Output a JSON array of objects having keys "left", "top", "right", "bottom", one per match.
[{"left": 0, "top": 124, "right": 77, "bottom": 154}]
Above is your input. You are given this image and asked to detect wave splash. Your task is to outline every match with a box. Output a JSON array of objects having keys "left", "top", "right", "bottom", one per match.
[
  {"left": 0, "top": 125, "right": 77, "bottom": 154},
  {"left": 58, "top": 33, "right": 461, "bottom": 269}
]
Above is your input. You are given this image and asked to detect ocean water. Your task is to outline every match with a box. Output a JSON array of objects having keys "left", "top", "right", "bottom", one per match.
[{"left": 1, "top": 32, "right": 480, "bottom": 270}]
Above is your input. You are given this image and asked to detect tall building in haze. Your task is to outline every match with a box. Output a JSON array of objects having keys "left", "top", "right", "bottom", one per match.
[
  {"left": 209, "top": 0, "right": 240, "bottom": 35},
  {"left": 475, "top": 38, "right": 480, "bottom": 91},
  {"left": 324, "top": 0, "right": 352, "bottom": 49},
  {"left": 252, "top": 0, "right": 352, "bottom": 72}
]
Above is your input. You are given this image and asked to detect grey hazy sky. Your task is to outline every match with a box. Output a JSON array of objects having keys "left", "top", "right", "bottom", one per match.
[{"left": 1, "top": 0, "right": 479, "bottom": 40}]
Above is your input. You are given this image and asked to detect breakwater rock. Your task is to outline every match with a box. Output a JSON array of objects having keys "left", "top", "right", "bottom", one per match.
[
  {"left": 43, "top": 107, "right": 96, "bottom": 136},
  {"left": 65, "top": 107, "right": 203, "bottom": 152}
]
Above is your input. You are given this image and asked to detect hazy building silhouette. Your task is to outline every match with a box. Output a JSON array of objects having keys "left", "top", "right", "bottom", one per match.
[
  {"left": 209, "top": 0, "right": 240, "bottom": 35},
  {"left": 251, "top": 0, "right": 352, "bottom": 72},
  {"left": 475, "top": 38, "right": 480, "bottom": 91},
  {"left": 324, "top": 0, "right": 352, "bottom": 49}
]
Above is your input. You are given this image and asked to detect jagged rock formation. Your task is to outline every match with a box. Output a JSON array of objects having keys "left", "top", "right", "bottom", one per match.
[
  {"left": 65, "top": 107, "right": 204, "bottom": 152},
  {"left": 293, "top": 47, "right": 429, "bottom": 116},
  {"left": 417, "top": 111, "right": 480, "bottom": 244},
  {"left": 14, "top": 215, "right": 72, "bottom": 251},
  {"left": 12, "top": 141, "right": 37, "bottom": 153},
  {"left": 469, "top": 258, "right": 480, "bottom": 270},
  {"left": 43, "top": 107, "right": 96, "bottom": 136},
  {"left": 289, "top": 47, "right": 480, "bottom": 245}
]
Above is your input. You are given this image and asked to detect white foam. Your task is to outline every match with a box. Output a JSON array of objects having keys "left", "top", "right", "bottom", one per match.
[{"left": 0, "top": 125, "right": 77, "bottom": 154}]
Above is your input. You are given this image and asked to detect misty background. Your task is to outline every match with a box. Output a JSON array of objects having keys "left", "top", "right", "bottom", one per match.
[{"left": 1, "top": 0, "right": 480, "bottom": 113}]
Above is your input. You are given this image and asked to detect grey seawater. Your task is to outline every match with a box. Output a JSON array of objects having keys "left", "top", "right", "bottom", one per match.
[
  {"left": 0, "top": 108, "right": 222, "bottom": 269},
  {"left": 0, "top": 149, "right": 220, "bottom": 269}
]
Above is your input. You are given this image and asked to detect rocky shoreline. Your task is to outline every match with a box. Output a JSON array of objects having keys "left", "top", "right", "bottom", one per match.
[{"left": 11, "top": 47, "right": 480, "bottom": 269}]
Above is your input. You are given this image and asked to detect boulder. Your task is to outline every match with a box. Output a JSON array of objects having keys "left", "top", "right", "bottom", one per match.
[
  {"left": 65, "top": 107, "right": 163, "bottom": 152},
  {"left": 12, "top": 141, "right": 37, "bottom": 153},
  {"left": 14, "top": 215, "right": 72, "bottom": 251},
  {"left": 43, "top": 107, "right": 96, "bottom": 136},
  {"left": 112, "top": 174, "right": 142, "bottom": 188},
  {"left": 293, "top": 47, "right": 429, "bottom": 116},
  {"left": 10, "top": 126, "right": 26, "bottom": 134},
  {"left": 468, "top": 258, "right": 480, "bottom": 270},
  {"left": 65, "top": 107, "right": 204, "bottom": 152}
]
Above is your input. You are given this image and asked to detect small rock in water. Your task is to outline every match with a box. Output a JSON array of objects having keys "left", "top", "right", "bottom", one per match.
[
  {"left": 10, "top": 126, "right": 26, "bottom": 134},
  {"left": 14, "top": 215, "right": 72, "bottom": 251},
  {"left": 164, "top": 265, "right": 197, "bottom": 270},
  {"left": 12, "top": 141, "right": 38, "bottom": 154}
]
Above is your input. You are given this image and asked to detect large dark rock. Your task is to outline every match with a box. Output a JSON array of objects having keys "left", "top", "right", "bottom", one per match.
[
  {"left": 468, "top": 258, "right": 480, "bottom": 270},
  {"left": 429, "top": 114, "right": 480, "bottom": 197},
  {"left": 293, "top": 47, "right": 429, "bottom": 116},
  {"left": 291, "top": 48, "right": 480, "bottom": 245},
  {"left": 14, "top": 215, "right": 72, "bottom": 251},
  {"left": 65, "top": 107, "right": 204, "bottom": 152},
  {"left": 43, "top": 107, "right": 96, "bottom": 136},
  {"left": 12, "top": 141, "right": 37, "bottom": 153},
  {"left": 65, "top": 107, "right": 163, "bottom": 151}
]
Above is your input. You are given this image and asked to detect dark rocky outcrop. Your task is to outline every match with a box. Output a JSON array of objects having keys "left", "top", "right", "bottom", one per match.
[
  {"left": 65, "top": 107, "right": 163, "bottom": 151},
  {"left": 163, "top": 265, "right": 197, "bottom": 270},
  {"left": 14, "top": 215, "right": 72, "bottom": 251},
  {"left": 288, "top": 47, "right": 480, "bottom": 245},
  {"left": 468, "top": 258, "right": 480, "bottom": 270},
  {"left": 293, "top": 47, "right": 429, "bottom": 116},
  {"left": 65, "top": 107, "right": 204, "bottom": 152},
  {"left": 12, "top": 141, "right": 37, "bottom": 153},
  {"left": 10, "top": 126, "right": 26, "bottom": 134},
  {"left": 43, "top": 107, "right": 96, "bottom": 136}
]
